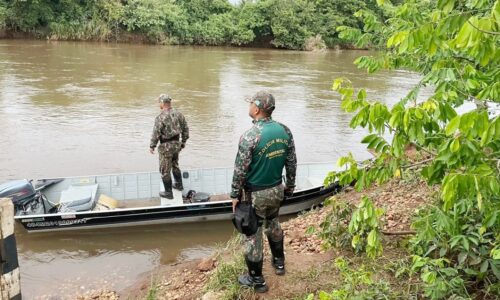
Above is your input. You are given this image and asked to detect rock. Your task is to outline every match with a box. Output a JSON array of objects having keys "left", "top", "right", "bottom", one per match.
[
  {"left": 201, "top": 291, "right": 225, "bottom": 300},
  {"left": 288, "top": 230, "right": 303, "bottom": 241},
  {"left": 161, "top": 280, "right": 171, "bottom": 287},
  {"left": 197, "top": 257, "right": 215, "bottom": 272}
]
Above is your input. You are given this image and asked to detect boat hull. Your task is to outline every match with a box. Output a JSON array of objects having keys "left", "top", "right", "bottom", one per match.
[{"left": 15, "top": 184, "right": 339, "bottom": 232}]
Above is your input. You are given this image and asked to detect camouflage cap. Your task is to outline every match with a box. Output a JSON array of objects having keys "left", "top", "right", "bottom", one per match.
[
  {"left": 158, "top": 94, "right": 172, "bottom": 103},
  {"left": 245, "top": 91, "right": 275, "bottom": 114}
]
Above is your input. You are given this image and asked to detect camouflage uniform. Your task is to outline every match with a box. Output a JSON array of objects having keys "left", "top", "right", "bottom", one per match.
[
  {"left": 150, "top": 97, "right": 189, "bottom": 196},
  {"left": 242, "top": 186, "right": 285, "bottom": 261},
  {"left": 231, "top": 91, "right": 297, "bottom": 291},
  {"left": 232, "top": 117, "right": 296, "bottom": 261}
]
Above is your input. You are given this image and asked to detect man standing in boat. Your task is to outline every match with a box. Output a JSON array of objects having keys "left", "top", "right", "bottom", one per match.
[
  {"left": 231, "top": 91, "right": 297, "bottom": 293},
  {"left": 150, "top": 94, "right": 189, "bottom": 199}
]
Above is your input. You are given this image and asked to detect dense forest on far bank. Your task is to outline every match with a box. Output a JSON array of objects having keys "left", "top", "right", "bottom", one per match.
[{"left": 0, "top": 0, "right": 396, "bottom": 50}]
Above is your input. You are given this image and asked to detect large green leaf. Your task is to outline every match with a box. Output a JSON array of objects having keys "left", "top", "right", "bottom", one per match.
[
  {"left": 450, "top": 138, "right": 460, "bottom": 152},
  {"left": 446, "top": 116, "right": 461, "bottom": 136}
]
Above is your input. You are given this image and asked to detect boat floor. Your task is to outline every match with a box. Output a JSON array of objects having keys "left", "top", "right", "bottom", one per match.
[{"left": 110, "top": 192, "right": 230, "bottom": 209}]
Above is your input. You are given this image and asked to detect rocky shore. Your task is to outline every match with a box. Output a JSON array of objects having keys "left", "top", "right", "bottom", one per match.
[{"left": 87, "top": 175, "right": 433, "bottom": 300}]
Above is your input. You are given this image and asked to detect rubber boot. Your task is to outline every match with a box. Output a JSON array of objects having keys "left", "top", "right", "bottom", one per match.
[
  {"left": 160, "top": 178, "right": 173, "bottom": 199},
  {"left": 268, "top": 237, "right": 285, "bottom": 275},
  {"left": 173, "top": 169, "right": 183, "bottom": 191},
  {"left": 238, "top": 258, "right": 268, "bottom": 293}
]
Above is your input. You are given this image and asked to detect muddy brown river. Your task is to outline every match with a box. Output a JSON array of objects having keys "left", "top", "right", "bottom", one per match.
[{"left": 0, "top": 40, "right": 423, "bottom": 298}]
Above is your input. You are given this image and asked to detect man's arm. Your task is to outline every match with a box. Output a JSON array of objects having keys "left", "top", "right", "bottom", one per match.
[
  {"left": 284, "top": 126, "right": 297, "bottom": 192},
  {"left": 150, "top": 116, "right": 162, "bottom": 150},
  {"left": 180, "top": 113, "right": 189, "bottom": 147},
  {"left": 230, "top": 132, "right": 256, "bottom": 200}
]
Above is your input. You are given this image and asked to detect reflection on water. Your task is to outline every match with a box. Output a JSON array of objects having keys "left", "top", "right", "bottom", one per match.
[
  {"left": 16, "top": 221, "right": 234, "bottom": 297},
  {"left": 0, "top": 40, "right": 426, "bottom": 298},
  {"left": 0, "top": 41, "right": 424, "bottom": 181}
]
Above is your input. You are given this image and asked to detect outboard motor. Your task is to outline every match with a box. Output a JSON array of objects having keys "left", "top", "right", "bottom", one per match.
[{"left": 0, "top": 179, "right": 44, "bottom": 215}]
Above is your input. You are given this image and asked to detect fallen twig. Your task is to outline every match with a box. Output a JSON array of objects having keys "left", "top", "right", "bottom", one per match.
[{"left": 381, "top": 230, "right": 416, "bottom": 235}]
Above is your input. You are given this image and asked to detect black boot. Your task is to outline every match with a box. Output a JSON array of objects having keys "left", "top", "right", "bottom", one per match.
[
  {"left": 268, "top": 237, "right": 285, "bottom": 275},
  {"left": 238, "top": 258, "right": 268, "bottom": 293},
  {"left": 160, "top": 178, "right": 173, "bottom": 199},
  {"left": 173, "top": 170, "right": 183, "bottom": 191}
]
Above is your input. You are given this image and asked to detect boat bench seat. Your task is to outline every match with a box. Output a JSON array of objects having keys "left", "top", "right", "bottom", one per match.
[
  {"left": 306, "top": 177, "right": 324, "bottom": 188},
  {"left": 59, "top": 184, "right": 98, "bottom": 212},
  {"left": 296, "top": 177, "right": 323, "bottom": 191}
]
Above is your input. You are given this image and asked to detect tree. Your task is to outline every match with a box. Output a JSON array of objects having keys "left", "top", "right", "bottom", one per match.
[
  {"left": 3, "top": 0, "right": 55, "bottom": 32},
  {"left": 0, "top": 1, "right": 7, "bottom": 29},
  {"left": 311, "top": 0, "right": 369, "bottom": 47},
  {"left": 0, "top": 0, "right": 389, "bottom": 48},
  {"left": 328, "top": 0, "right": 499, "bottom": 298}
]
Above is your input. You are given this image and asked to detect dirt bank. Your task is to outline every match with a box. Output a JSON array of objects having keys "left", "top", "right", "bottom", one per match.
[{"left": 94, "top": 176, "right": 433, "bottom": 300}]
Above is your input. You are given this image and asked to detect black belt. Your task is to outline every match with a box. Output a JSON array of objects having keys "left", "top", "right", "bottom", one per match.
[
  {"left": 245, "top": 181, "right": 282, "bottom": 192},
  {"left": 160, "top": 135, "right": 180, "bottom": 143}
]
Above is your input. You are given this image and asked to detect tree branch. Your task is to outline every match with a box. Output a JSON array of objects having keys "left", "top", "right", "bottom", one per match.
[
  {"left": 403, "top": 157, "right": 435, "bottom": 170},
  {"left": 381, "top": 230, "right": 416, "bottom": 235},
  {"left": 467, "top": 20, "right": 500, "bottom": 35},
  {"left": 453, "top": 55, "right": 477, "bottom": 65},
  {"left": 413, "top": 143, "right": 437, "bottom": 157}
]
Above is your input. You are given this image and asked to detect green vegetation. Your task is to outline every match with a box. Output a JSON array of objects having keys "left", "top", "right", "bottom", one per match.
[
  {"left": 204, "top": 254, "right": 246, "bottom": 300},
  {"left": 0, "top": 0, "right": 390, "bottom": 49},
  {"left": 315, "top": 195, "right": 385, "bottom": 258},
  {"left": 317, "top": 0, "right": 499, "bottom": 298},
  {"left": 203, "top": 235, "right": 247, "bottom": 300},
  {"left": 145, "top": 272, "right": 161, "bottom": 300},
  {"left": 304, "top": 257, "right": 394, "bottom": 300},
  {"left": 348, "top": 196, "right": 384, "bottom": 259}
]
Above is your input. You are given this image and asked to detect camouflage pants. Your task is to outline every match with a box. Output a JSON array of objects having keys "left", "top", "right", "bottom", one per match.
[
  {"left": 158, "top": 141, "right": 182, "bottom": 185},
  {"left": 243, "top": 184, "right": 284, "bottom": 262}
]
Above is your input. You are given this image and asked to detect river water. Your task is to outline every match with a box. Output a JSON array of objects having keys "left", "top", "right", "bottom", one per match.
[{"left": 0, "top": 40, "right": 423, "bottom": 298}]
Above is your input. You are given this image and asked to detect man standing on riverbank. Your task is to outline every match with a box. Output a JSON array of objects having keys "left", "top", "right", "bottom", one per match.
[
  {"left": 231, "top": 91, "right": 297, "bottom": 293},
  {"left": 150, "top": 94, "right": 189, "bottom": 199}
]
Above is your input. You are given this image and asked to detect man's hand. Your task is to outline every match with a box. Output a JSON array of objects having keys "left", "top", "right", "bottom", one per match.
[
  {"left": 230, "top": 190, "right": 242, "bottom": 212},
  {"left": 232, "top": 198, "right": 239, "bottom": 213},
  {"left": 181, "top": 142, "right": 186, "bottom": 149},
  {"left": 149, "top": 148, "right": 155, "bottom": 154},
  {"left": 284, "top": 186, "right": 294, "bottom": 198}
]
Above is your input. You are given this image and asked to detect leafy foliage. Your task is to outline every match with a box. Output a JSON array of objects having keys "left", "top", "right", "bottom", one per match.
[
  {"left": 326, "top": 0, "right": 499, "bottom": 298},
  {"left": 304, "top": 257, "right": 393, "bottom": 300},
  {"left": 0, "top": 1, "right": 7, "bottom": 28},
  {"left": 349, "top": 196, "right": 384, "bottom": 258},
  {"left": 316, "top": 196, "right": 354, "bottom": 250},
  {"left": 0, "top": 0, "right": 388, "bottom": 48},
  {"left": 316, "top": 195, "right": 384, "bottom": 258}
]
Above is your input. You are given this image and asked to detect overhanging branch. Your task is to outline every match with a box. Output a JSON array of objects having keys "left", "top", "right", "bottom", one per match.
[{"left": 467, "top": 20, "right": 500, "bottom": 35}]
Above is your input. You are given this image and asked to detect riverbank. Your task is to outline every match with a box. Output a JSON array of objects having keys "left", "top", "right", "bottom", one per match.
[
  {"left": 0, "top": 33, "right": 350, "bottom": 51},
  {"left": 0, "top": 31, "right": 158, "bottom": 46},
  {"left": 0, "top": 0, "right": 381, "bottom": 51},
  {"left": 94, "top": 174, "right": 435, "bottom": 299}
]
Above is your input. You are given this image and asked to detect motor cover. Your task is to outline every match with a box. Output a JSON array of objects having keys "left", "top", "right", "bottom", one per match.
[{"left": 0, "top": 179, "right": 37, "bottom": 207}]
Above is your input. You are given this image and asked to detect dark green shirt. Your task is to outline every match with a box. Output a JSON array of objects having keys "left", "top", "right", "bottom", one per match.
[{"left": 230, "top": 117, "right": 297, "bottom": 199}]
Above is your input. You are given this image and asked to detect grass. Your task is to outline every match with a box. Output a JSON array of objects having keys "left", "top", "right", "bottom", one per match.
[
  {"left": 142, "top": 177, "right": 432, "bottom": 299},
  {"left": 203, "top": 234, "right": 248, "bottom": 299},
  {"left": 145, "top": 274, "right": 159, "bottom": 300},
  {"left": 292, "top": 265, "right": 323, "bottom": 283},
  {"left": 204, "top": 255, "right": 246, "bottom": 300}
]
